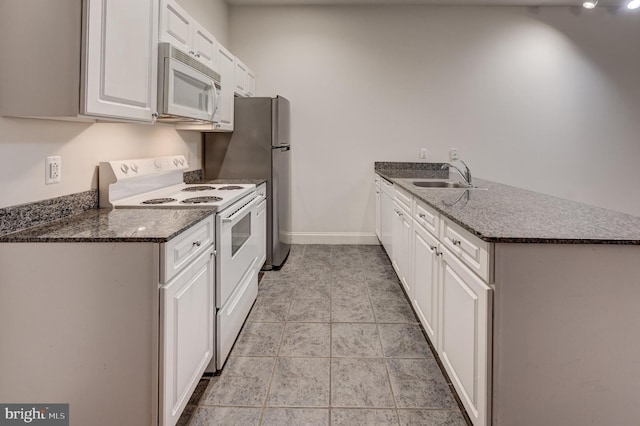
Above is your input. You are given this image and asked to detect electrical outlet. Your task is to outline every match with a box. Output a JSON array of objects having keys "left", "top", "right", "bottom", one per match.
[
  {"left": 46, "top": 156, "right": 62, "bottom": 184},
  {"left": 420, "top": 148, "right": 428, "bottom": 159},
  {"left": 449, "top": 148, "right": 459, "bottom": 161}
]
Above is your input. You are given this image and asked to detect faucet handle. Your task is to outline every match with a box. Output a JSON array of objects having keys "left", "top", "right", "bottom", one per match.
[{"left": 457, "top": 160, "right": 472, "bottom": 184}]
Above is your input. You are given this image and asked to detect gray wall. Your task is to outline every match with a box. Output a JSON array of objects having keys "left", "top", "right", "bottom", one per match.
[{"left": 229, "top": 5, "right": 640, "bottom": 242}]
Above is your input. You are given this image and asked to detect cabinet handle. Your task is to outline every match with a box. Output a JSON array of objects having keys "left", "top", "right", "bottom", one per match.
[
  {"left": 195, "top": 53, "right": 201, "bottom": 58},
  {"left": 189, "top": 50, "right": 195, "bottom": 55},
  {"left": 152, "top": 112, "right": 159, "bottom": 118},
  {"left": 193, "top": 240, "right": 202, "bottom": 247},
  {"left": 436, "top": 250, "right": 443, "bottom": 256},
  {"left": 452, "top": 239, "right": 461, "bottom": 246},
  {"left": 429, "top": 245, "right": 438, "bottom": 251},
  {"left": 418, "top": 213, "right": 426, "bottom": 219}
]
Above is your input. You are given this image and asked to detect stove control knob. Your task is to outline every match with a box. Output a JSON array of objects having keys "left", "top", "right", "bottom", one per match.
[
  {"left": 173, "top": 158, "right": 180, "bottom": 167},
  {"left": 179, "top": 158, "right": 185, "bottom": 166},
  {"left": 130, "top": 164, "right": 139, "bottom": 173},
  {"left": 154, "top": 160, "right": 162, "bottom": 170},
  {"left": 120, "top": 164, "right": 129, "bottom": 174}
]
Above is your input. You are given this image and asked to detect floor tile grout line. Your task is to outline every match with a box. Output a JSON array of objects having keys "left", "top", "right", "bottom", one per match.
[
  {"left": 367, "top": 253, "right": 404, "bottom": 426},
  {"left": 258, "top": 318, "right": 288, "bottom": 426}
]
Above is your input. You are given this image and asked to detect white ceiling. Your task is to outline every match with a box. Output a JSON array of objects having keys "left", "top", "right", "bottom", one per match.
[{"left": 227, "top": 0, "right": 623, "bottom": 7}]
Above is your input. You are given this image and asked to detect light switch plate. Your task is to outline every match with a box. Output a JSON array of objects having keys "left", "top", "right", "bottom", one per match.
[{"left": 449, "top": 148, "right": 459, "bottom": 161}]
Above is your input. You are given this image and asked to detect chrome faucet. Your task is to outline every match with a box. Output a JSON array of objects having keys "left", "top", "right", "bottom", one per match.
[{"left": 442, "top": 160, "right": 472, "bottom": 186}]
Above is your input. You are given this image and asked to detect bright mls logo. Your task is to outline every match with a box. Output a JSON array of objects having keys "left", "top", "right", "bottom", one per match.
[{"left": 0, "top": 404, "right": 68, "bottom": 426}]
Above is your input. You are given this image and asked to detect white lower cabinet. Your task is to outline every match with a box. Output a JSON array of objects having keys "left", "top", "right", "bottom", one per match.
[
  {"left": 392, "top": 201, "right": 413, "bottom": 298},
  {"left": 380, "top": 179, "right": 395, "bottom": 256},
  {"left": 375, "top": 174, "right": 493, "bottom": 426},
  {"left": 412, "top": 220, "right": 440, "bottom": 350},
  {"left": 439, "top": 246, "right": 492, "bottom": 426},
  {"left": 160, "top": 243, "right": 214, "bottom": 426}
]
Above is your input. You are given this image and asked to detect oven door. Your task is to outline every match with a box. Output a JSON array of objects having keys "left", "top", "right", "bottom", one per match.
[
  {"left": 216, "top": 193, "right": 258, "bottom": 308},
  {"left": 163, "top": 57, "right": 219, "bottom": 122}
]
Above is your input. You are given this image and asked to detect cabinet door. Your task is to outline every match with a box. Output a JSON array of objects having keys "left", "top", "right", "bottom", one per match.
[
  {"left": 246, "top": 69, "right": 256, "bottom": 97},
  {"left": 380, "top": 191, "right": 394, "bottom": 258},
  {"left": 83, "top": 0, "right": 158, "bottom": 122},
  {"left": 234, "top": 58, "right": 247, "bottom": 96},
  {"left": 412, "top": 221, "right": 439, "bottom": 350},
  {"left": 160, "top": 0, "right": 191, "bottom": 52},
  {"left": 399, "top": 209, "right": 413, "bottom": 297},
  {"left": 392, "top": 202, "right": 412, "bottom": 298},
  {"left": 215, "top": 43, "right": 236, "bottom": 131},
  {"left": 191, "top": 21, "right": 216, "bottom": 70},
  {"left": 160, "top": 248, "right": 214, "bottom": 426},
  {"left": 391, "top": 203, "right": 403, "bottom": 274},
  {"left": 439, "top": 247, "right": 492, "bottom": 426}
]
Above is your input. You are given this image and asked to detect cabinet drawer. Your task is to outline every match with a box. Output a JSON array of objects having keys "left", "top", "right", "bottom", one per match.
[
  {"left": 161, "top": 215, "right": 215, "bottom": 283},
  {"left": 394, "top": 185, "right": 412, "bottom": 213},
  {"left": 440, "top": 217, "right": 492, "bottom": 282},
  {"left": 380, "top": 177, "right": 394, "bottom": 197},
  {"left": 414, "top": 198, "right": 439, "bottom": 238}
]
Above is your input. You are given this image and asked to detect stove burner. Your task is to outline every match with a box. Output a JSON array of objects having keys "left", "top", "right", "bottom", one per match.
[
  {"left": 181, "top": 196, "right": 223, "bottom": 204},
  {"left": 181, "top": 186, "right": 216, "bottom": 192},
  {"left": 218, "top": 185, "right": 245, "bottom": 191},
  {"left": 141, "top": 198, "right": 177, "bottom": 205}
]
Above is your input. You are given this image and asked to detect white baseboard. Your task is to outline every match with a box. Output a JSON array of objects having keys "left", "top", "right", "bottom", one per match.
[{"left": 289, "top": 232, "right": 380, "bottom": 245}]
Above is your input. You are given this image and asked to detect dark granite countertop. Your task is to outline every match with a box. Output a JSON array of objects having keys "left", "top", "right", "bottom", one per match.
[
  {"left": 0, "top": 208, "right": 213, "bottom": 243},
  {"left": 376, "top": 167, "right": 640, "bottom": 245}
]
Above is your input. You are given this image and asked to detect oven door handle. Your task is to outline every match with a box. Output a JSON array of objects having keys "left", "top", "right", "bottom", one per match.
[{"left": 221, "top": 196, "right": 258, "bottom": 223}]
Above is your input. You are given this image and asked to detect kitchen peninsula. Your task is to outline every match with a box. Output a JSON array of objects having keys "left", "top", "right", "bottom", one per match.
[{"left": 375, "top": 162, "right": 640, "bottom": 426}]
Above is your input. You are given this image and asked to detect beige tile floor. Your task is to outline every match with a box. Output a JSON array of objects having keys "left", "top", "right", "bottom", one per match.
[{"left": 181, "top": 244, "right": 469, "bottom": 426}]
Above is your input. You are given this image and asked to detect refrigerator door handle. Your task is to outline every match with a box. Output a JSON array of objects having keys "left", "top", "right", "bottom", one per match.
[{"left": 272, "top": 145, "right": 291, "bottom": 151}]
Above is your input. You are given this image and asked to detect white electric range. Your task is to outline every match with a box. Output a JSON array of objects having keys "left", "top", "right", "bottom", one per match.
[
  {"left": 99, "top": 155, "right": 255, "bottom": 210},
  {"left": 99, "top": 155, "right": 259, "bottom": 372}
]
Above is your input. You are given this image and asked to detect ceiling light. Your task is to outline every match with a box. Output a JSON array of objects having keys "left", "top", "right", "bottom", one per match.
[
  {"left": 582, "top": 0, "right": 598, "bottom": 8},
  {"left": 628, "top": 0, "right": 640, "bottom": 9}
]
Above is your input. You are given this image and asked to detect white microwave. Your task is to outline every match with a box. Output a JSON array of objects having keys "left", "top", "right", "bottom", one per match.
[{"left": 156, "top": 42, "right": 221, "bottom": 123}]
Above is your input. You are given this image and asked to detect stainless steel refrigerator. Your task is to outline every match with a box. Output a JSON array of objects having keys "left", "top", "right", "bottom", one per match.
[{"left": 203, "top": 96, "right": 291, "bottom": 270}]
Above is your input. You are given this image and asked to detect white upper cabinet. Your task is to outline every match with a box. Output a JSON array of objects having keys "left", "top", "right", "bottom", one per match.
[
  {"left": 192, "top": 22, "right": 216, "bottom": 69},
  {"left": 234, "top": 58, "right": 256, "bottom": 97},
  {"left": 215, "top": 43, "right": 236, "bottom": 131},
  {"left": 84, "top": 0, "right": 158, "bottom": 122},
  {"left": 234, "top": 59, "right": 248, "bottom": 95},
  {"left": 160, "top": 0, "right": 216, "bottom": 70},
  {"left": 0, "top": 0, "right": 158, "bottom": 123},
  {"left": 160, "top": 0, "right": 191, "bottom": 52},
  {"left": 246, "top": 69, "right": 256, "bottom": 97}
]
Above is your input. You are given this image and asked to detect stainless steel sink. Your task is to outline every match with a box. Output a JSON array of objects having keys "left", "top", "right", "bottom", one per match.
[{"left": 412, "top": 181, "right": 473, "bottom": 189}]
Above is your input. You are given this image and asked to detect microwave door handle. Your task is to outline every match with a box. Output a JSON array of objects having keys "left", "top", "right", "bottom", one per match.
[{"left": 206, "top": 83, "right": 216, "bottom": 120}]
